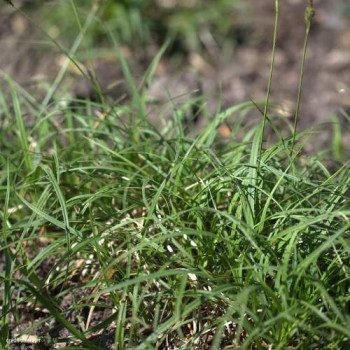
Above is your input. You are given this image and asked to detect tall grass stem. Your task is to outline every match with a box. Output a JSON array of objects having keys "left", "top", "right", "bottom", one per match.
[
  {"left": 290, "top": 2, "right": 315, "bottom": 155},
  {"left": 257, "top": 0, "right": 279, "bottom": 171}
]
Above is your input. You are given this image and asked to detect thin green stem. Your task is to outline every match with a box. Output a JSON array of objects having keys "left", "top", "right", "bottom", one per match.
[
  {"left": 290, "top": 2, "right": 315, "bottom": 155},
  {"left": 257, "top": 0, "right": 279, "bottom": 172}
]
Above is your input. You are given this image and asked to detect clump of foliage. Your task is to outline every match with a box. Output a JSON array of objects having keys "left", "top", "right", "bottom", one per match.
[
  {"left": 1, "top": 74, "right": 350, "bottom": 349},
  {"left": 31, "top": 0, "right": 243, "bottom": 54},
  {"left": 0, "top": 0, "right": 350, "bottom": 349}
]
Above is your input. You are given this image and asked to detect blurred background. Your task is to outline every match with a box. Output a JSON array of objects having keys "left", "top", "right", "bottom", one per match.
[{"left": 1, "top": 0, "right": 350, "bottom": 146}]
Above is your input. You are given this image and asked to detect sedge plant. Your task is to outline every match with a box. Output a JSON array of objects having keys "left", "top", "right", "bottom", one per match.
[{"left": 0, "top": 1, "right": 349, "bottom": 349}]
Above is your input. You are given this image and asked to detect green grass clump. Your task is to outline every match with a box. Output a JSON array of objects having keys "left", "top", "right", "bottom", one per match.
[
  {"left": 21, "top": 0, "right": 243, "bottom": 56},
  {"left": 0, "top": 77, "right": 349, "bottom": 348},
  {"left": 1, "top": 1, "right": 350, "bottom": 349}
]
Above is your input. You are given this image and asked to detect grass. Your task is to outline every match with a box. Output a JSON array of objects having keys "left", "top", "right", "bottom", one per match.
[
  {"left": 22, "top": 0, "right": 245, "bottom": 58},
  {"left": 1, "top": 0, "right": 350, "bottom": 349}
]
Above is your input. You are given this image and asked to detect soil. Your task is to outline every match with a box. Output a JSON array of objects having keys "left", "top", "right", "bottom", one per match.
[
  {"left": 1, "top": 0, "right": 350, "bottom": 348},
  {"left": 1, "top": 1, "right": 350, "bottom": 129}
]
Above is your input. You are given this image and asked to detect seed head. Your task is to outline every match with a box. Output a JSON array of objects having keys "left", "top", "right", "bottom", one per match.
[
  {"left": 3, "top": 0, "right": 14, "bottom": 6},
  {"left": 305, "top": 0, "right": 315, "bottom": 23}
]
